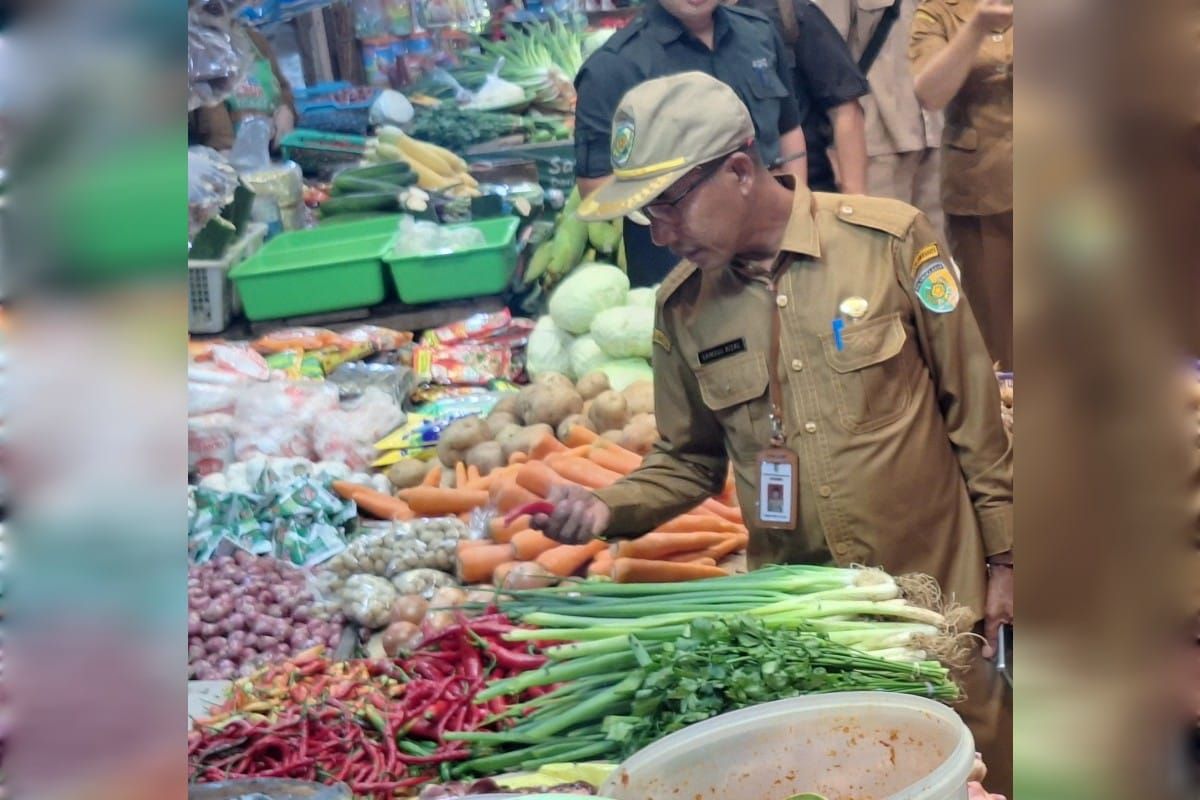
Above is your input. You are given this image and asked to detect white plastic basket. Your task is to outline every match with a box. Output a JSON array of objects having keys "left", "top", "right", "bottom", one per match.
[{"left": 188, "top": 222, "right": 268, "bottom": 334}]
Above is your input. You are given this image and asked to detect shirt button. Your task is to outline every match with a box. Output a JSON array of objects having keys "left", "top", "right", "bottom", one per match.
[
  {"left": 818, "top": 485, "right": 833, "bottom": 498},
  {"left": 839, "top": 204, "right": 854, "bottom": 215},
  {"left": 833, "top": 541, "right": 848, "bottom": 554},
  {"left": 790, "top": 359, "right": 804, "bottom": 371},
  {"left": 776, "top": 295, "right": 788, "bottom": 308},
  {"left": 804, "top": 422, "right": 817, "bottom": 433},
  {"left": 991, "top": 33, "right": 1004, "bottom": 42}
]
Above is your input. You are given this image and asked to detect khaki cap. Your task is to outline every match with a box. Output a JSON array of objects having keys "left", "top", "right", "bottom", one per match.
[{"left": 576, "top": 71, "right": 756, "bottom": 222}]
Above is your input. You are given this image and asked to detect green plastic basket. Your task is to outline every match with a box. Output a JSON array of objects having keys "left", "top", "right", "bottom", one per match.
[
  {"left": 229, "top": 216, "right": 400, "bottom": 321},
  {"left": 383, "top": 216, "right": 521, "bottom": 304}
]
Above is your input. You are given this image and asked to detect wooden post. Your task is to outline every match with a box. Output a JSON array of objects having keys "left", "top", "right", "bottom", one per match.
[
  {"left": 294, "top": 7, "right": 335, "bottom": 85},
  {"left": 327, "top": 2, "right": 366, "bottom": 85}
]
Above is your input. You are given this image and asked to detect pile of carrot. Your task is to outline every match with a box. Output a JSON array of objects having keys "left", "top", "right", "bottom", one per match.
[{"left": 334, "top": 427, "right": 746, "bottom": 587}]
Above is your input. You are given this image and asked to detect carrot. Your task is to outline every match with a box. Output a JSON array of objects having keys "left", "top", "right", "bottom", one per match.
[
  {"left": 397, "top": 487, "right": 489, "bottom": 515},
  {"left": 701, "top": 532, "right": 748, "bottom": 562},
  {"left": 331, "top": 481, "right": 416, "bottom": 521},
  {"left": 587, "top": 547, "right": 615, "bottom": 577},
  {"left": 422, "top": 464, "right": 443, "bottom": 487},
  {"left": 699, "top": 497, "right": 743, "bottom": 524},
  {"left": 466, "top": 465, "right": 481, "bottom": 485},
  {"left": 490, "top": 513, "right": 531, "bottom": 544},
  {"left": 492, "top": 482, "right": 540, "bottom": 514},
  {"left": 564, "top": 425, "right": 599, "bottom": 447},
  {"left": 547, "top": 456, "right": 622, "bottom": 489},
  {"left": 457, "top": 543, "right": 515, "bottom": 584},
  {"left": 457, "top": 539, "right": 488, "bottom": 554},
  {"left": 536, "top": 540, "right": 608, "bottom": 577},
  {"left": 511, "top": 529, "right": 559, "bottom": 560},
  {"left": 529, "top": 432, "right": 568, "bottom": 461},
  {"left": 493, "top": 561, "right": 519, "bottom": 587},
  {"left": 515, "top": 460, "right": 565, "bottom": 497},
  {"left": 587, "top": 439, "right": 642, "bottom": 474},
  {"left": 464, "top": 473, "right": 495, "bottom": 492},
  {"left": 611, "top": 557, "right": 729, "bottom": 583},
  {"left": 616, "top": 531, "right": 731, "bottom": 561},
  {"left": 653, "top": 514, "right": 745, "bottom": 535},
  {"left": 662, "top": 553, "right": 718, "bottom": 566},
  {"left": 454, "top": 462, "right": 468, "bottom": 489},
  {"left": 508, "top": 451, "right": 529, "bottom": 465}
]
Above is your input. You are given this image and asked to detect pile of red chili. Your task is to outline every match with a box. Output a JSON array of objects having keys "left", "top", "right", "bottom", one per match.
[{"left": 188, "top": 614, "right": 550, "bottom": 798}]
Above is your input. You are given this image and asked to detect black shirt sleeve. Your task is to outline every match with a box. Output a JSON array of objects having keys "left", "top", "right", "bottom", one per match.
[
  {"left": 769, "top": 24, "right": 803, "bottom": 134},
  {"left": 795, "top": 2, "right": 869, "bottom": 110},
  {"left": 573, "top": 49, "right": 639, "bottom": 179}
]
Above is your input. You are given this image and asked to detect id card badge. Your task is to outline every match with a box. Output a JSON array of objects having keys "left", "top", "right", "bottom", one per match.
[{"left": 756, "top": 447, "right": 799, "bottom": 529}]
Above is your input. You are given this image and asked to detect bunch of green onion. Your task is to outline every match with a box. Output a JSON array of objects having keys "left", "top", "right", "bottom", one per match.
[
  {"left": 458, "top": 17, "right": 586, "bottom": 110},
  {"left": 447, "top": 566, "right": 965, "bottom": 775}
]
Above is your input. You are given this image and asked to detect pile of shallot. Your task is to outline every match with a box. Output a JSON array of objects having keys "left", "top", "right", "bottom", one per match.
[{"left": 188, "top": 551, "right": 344, "bottom": 680}]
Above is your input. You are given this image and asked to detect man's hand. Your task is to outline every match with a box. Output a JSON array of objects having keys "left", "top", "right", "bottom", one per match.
[
  {"left": 531, "top": 484, "right": 611, "bottom": 545},
  {"left": 968, "top": 783, "right": 1005, "bottom": 800},
  {"left": 982, "top": 561, "right": 1013, "bottom": 659},
  {"left": 970, "top": 0, "right": 1013, "bottom": 32},
  {"left": 272, "top": 105, "right": 295, "bottom": 148}
]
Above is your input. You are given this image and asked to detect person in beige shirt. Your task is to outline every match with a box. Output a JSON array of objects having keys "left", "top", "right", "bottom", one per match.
[
  {"left": 813, "top": 0, "right": 946, "bottom": 238},
  {"left": 910, "top": 0, "right": 1013, "bottom": 369},
  {"left": 543, "top": 71, "right": 1013, "bottom": 796}
]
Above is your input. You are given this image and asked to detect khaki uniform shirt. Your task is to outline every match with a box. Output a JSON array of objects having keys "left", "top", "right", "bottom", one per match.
[
  {"left": 594, "top": 188, "right": 1012, "bottom": 619},
  {"left": 909, "top": 0, "right": 1013, "bottom": 216},
  {"left": 814, "top": 0, "right": 943, "bottom": 158}
]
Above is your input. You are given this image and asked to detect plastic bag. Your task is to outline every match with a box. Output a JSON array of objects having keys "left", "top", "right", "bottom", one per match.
[
  {"left": 234, "top": 381, "right": 340, "bottom": 461},
  {"left": 369, "top": 89, "right": 415, "bottom": 127},
  {"left": 326, "top": 361, "right": 416, "bottom": 408},
  {"left": 188, "top": 413, "right": 236, "bottom": 476},
  {"left": 341, "top": 574, "right": 398, "bottom": 628},
  {"left": 312, "top": 387, "right": 405, "bottom": 471},
  {"left": 228, "top": 116, "right": 274, "bottom": 175},
  {"left": 390, "top": 568, "right": 458, "bottom": 599},
  {"left": 188, "top": 147, "right": 240, "bottom": 241},
  {"left": 188, "top": 7, "right": 248, "bottom": 111}
]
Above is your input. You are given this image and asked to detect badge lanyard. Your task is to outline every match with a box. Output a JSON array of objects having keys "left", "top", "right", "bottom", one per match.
[{"left": 756, "top": 254, "right": 800, "bottom": 530}]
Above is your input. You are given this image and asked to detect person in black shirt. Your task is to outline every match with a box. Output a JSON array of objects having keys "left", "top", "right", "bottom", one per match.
[
  {"left": 737, "top": 0, "right": 870, "bottom": 193},
  {"left": 573, "top": 0, "right": 807, "bottom": 287}
]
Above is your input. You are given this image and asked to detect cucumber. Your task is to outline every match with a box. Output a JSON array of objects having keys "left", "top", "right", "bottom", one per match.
[
  {"left": 343, "top": 160, "right": 414, "bottom": 182},
  {"left": 318, "top": 191, "right": 401, "bottom": 217},
  {"left": 331, "top": 173, "right": 415, "bottom": 195}
]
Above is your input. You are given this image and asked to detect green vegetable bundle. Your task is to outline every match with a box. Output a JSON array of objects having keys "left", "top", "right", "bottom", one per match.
[
  {"left": 458, "top": 17, "right": 587, "bottom": 112},
  {"left": 447, "top": 565, "right": 970, "bottom": 774}
]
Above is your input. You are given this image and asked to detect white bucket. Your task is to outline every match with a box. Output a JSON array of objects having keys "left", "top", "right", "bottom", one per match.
[{"left": 600, "top": 692, "right": 975, "bottom": 800}]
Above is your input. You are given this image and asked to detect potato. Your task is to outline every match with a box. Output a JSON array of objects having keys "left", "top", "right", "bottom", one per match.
[
  {"left": 622, "top": 380, "right": 654, "bottom": 416},
  {"left": 588, "top": 390, "right": 631, "bottom": 432},
  {"left": 620, "top": 416, "right": 658, "bottom": 455},
  {"left": 465, "top": 441, "right": 505, "bottom": 476},
  {"left": 557, "top": 413, "right": 594, "bottom": 442},
  {"left": 491, "top": 393, "right": 522, "bottom": 418},
  {"left": 437, "top": 417, "right": 490, "bottom": 467},
  {"left": 385, "top": 458, "right": 431, "bottom": 490},
  {"left": 485, "top": 411, "right": 520, "bottom": 438},
  {"left": 600, "top": 429, "right": 625, "bottom": 445},
  {"left": 524, "top": 384, "right": 584, "bottom": 428},
  {"left": 533, "top": 372, "right": 576, "bottom": 394},
  {"left": 512, "top": 424, "right": 554, "bottom": 457},
  {"left": 514, "top": 384, "right": 544, "bottom": 424},
  {"left": 576, "top": 370, "right": 611, "bottom": 401},
  {"left": 496, "top": 423, "right": 528, "bottom": 460}
]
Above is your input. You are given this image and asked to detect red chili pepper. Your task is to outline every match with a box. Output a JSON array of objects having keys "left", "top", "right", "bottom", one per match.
[
  {"left": 505, "top": 500, "right": 555, "bottom": 526},
  {"left": 487, "top": 643, "right": 547, "bottom": 671}
]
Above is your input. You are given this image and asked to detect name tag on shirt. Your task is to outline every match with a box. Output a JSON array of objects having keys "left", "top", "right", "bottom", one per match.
[
  {"left": 757, "top": 447, "right": 799, "bottom": 529},
  {"left": 698, "top": 338, "right": 747, "bottom": 365}
]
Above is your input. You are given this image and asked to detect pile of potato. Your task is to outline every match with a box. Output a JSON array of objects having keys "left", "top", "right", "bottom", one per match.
[{"left": 385, "top": 371, "right": 656, "bottom": 489}]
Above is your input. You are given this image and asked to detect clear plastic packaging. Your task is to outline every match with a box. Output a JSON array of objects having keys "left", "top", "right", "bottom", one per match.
[
  {"left": 390, "top": 568, "right": 458, "bottom": 599},
  {"left": 189, "top": 147, "right": 240, "bottom": 242},
  {"left": 340, "top": 574, "right": 399, "bottom": 628},
  {"left": 233, "top": 381, "right": 341, "bottom": 461},
  {"left": 188, "top": 7, "right": 249, "bottom": 111},
  {"left": 312, "top": 386, "right": 405, "bottom": 471}
]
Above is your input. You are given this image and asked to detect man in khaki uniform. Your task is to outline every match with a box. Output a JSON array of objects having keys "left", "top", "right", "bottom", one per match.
[
  {"left": 536, "top": 71, "right": 1013, "bottom": 796},
  {"left": 910, "top": 0, "right": 1013, "bottom": 369},
  {"left": 812, "top": 0, "right": 945, "bottom": 237}
]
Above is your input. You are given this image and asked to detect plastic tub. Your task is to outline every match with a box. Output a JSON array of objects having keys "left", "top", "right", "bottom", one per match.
[
  {"left": 229, "top": 216, "right": 400, "bottom": 320},
  {"left": 600, "top": 692, "right": 975, "bottom": 800},
  {"left": 384, "top": 216, "right": 521, "bottom": 304},
  {"left": 188, "top": 778, "right": 351, "bottom": 799},
  {"left": 188, "top": 223, "right": 267, "bottom": 334}
]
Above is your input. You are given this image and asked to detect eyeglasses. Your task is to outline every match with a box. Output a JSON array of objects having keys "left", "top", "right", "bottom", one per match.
[{"left": 642, "top": 153, "right": 733, "bottom": 223}]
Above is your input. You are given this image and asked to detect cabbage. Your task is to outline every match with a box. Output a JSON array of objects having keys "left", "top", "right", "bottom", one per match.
[
  {"left": 526, "top": 316, "right": 574, "bottom": 378},
  {"left": 627, "top": 287, "right": 658, "bottom": 309},
  {"left": 548, "top": 264, "right": 630, "bottom": 335},
  {"left": 570, "top": 335, "right": 607, "bottom": 380},
  {"left": 590, "top": 305, "right": 654, "bottom": 359},
  {"left": 598, "top": 358, "right": 654, "bottom": 392}
]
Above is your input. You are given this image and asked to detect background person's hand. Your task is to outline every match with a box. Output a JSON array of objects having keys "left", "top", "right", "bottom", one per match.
[
  {"left": 272, "top": 105, "right": 295, "bottom": 148},
  {"left": 970, "top": 0, "right": 1013, "bottom": 32},
  {"left": 967, "top": 782, "right": 1005, "bottom": 800},
  {"left": 531, "top": 484, "right": 611, "bottom": 545},
  {"left": 982, "top": 563, "right": 1014, "bottom": 659}
]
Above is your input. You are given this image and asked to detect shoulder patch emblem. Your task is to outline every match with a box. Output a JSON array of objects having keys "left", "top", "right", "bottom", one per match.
[{"left": 914, "top": 260, "right": 960, "bottom": 314}]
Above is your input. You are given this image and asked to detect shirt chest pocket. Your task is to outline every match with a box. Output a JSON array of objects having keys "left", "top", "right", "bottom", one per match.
[
  {"left": 742, "top": 57, "right": 791, "bottom": 158},
  {"left": 820, "top": 313, "right": 912, "bottom": 433},
  {"left": 696, "top": 351, "right": 771, "bottom": 461}
]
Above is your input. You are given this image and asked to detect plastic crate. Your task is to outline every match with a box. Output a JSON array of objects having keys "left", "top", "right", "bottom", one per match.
[
  {"left": 383, "top": 216, "right": 521, "bottom": 304},
  {"left": 280, "top": 129, "right": 369, "bottom": 178},
  {"left": 188, "top": 223, "right": 268, "bottom": 334},
  {"left": 229, "top": 216, "right": 400, "bottom": 321},
  {"left": 295, "top": 83, "right": 380, "bottom": 136}
]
